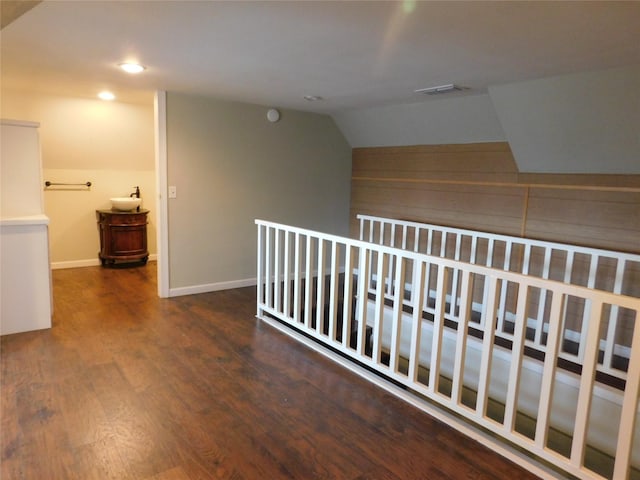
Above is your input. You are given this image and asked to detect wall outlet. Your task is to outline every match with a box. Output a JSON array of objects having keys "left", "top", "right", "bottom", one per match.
[{"left": 168, "top": 186, "right": 177, "bottom": 199}]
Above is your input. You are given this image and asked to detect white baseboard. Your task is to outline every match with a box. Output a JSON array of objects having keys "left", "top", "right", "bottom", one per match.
[
  {"left": 51, "top": 254, "right": 157, "bottom": 270},
  {"left": 168, "top": 277, "right": 256, "bottom": 297}
]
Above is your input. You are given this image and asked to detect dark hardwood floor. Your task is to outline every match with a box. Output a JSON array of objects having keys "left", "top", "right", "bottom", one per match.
[{"left": 1, "top": 263, "right": 541, "bottom": 479}]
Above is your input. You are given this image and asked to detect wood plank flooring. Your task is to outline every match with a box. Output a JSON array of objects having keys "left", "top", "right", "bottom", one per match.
[{"left": 1, "top": 263, "right": 542, "bottom": 479}]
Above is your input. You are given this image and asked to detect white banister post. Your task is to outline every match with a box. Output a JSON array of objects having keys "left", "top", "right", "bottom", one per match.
[{"left": 256, "top": 222, "right": 264, "bottom": 316}]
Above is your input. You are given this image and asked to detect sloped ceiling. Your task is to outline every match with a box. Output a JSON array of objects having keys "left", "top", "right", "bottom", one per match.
[
  {"left": 2, "top": 1, "right": 639, "bottom": 174},
  {"left": 1, "top": 1, "right": 639, "bottom": 112}
]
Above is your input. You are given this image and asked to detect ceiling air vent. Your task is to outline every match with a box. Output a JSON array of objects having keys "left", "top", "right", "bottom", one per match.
[{"left": 414, "top": 84, "right": 467, "bottom": 95}]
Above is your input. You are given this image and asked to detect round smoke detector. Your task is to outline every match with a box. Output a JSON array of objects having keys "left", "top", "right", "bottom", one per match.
[{"left": 267, "top": 108, "right": 280, "bottom": 123}]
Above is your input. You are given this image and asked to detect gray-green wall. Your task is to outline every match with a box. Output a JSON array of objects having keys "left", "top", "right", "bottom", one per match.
[{"left": 166, "top": 93, "right": 351, "bottom": 291}]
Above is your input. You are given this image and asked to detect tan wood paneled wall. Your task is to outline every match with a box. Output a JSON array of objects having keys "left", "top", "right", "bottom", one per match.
[{"left": 350, "top": 142, "right": 640, "bottom": 254}]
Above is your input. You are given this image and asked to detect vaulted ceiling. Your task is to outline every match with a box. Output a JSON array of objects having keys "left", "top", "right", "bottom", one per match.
[{"left": 2, "top": 1, "right": 639, "bottom": 112}]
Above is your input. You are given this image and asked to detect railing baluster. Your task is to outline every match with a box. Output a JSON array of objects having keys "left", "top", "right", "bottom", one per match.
[
  {"left": 535, "top": 290, "right": 565, "bottom": 449},
  {"left": 342, "top": 245, "right": 355, "bottom": 349},
  {"left": 293, "top": 232, "right": 302, "bottom": 323},
  {"left": 372, "top": 251, "right": 388, "bottom": 363},
  {"left": 327, "top": 241, "right": 340, "bottom": 342},
  {"left": 470, "top": 235, "right": 478, "bottom": 264},
  {"left": 389, "top": 255, "right": 406, "bottom": 373},
  {"left": 533, "top": 247, "right": 553, "bottom": 347},
  {"left": 576, "top": 256, "right": 599, "bottom": 363},
  {"left": 274, "top": 228, "right": 281, "bottom": 313},
  {"left": 612, "top": 307, "right": 640, "bottom": 479},
  {"left": 265, "top": 226, "right": 272, "bottom": 309},
  {"left": 408, "top": 261, "right": 426, "bottom": 383},
  {"left": 428, "top": 265, "right": 449, "bottom": 392},
  {"left": 355, "top": 247, "right": 371, "bottom": 355},
  {"left": 387, "top": 224, "right": 396, "bottom": 296},
  {"left": 451, "top": 270, "right": 473, "bottom": 405},
  {"left": 423, "top": 229, "right": 435, "bottom": 311},
  {"left": 603, "top": 259, "right": 626, "bottom": 372},
  {"left": 283, "top": 231, "right": 291, "bottom": 318},
  {"left": 570, "top": 299, "right": 604, "bottom": 470},
  {"left": 497, "top": 241, "right": 513, "bottom": 336},
  {"left": 304, "top": 235, "right": 313, "bottom": 328},
  {"left": 477, "top": 275, "right": 500, "bottom": 417},
  {"left": 486, "top": 238, "right": 495, "bottom": 268},
  {"left": 448, "top": 233, "right": 462, "bottom": 319},
  {"left": 316, "top": 239, "right": 326, "bottom": 335},
  {"left": 503, "top": 282, "right": 530, "bottom": 432}
]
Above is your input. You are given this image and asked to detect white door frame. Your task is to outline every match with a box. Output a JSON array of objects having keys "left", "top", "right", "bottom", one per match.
[{"left": 154, "top": 91, "right": 169, "bottom": 297}]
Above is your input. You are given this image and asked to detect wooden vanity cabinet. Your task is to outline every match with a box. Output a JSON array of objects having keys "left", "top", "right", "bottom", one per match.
[{"left": 97, "top": 209, "right": 149, "bottom": 265}]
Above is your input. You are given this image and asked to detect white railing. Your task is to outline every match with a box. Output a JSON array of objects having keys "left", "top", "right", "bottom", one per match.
[
  {"left": 256, "top": 219, "right": 640, "bottom": 480},
  {"left": 357, "top": 214, "right": 640, "bottom": 384}
]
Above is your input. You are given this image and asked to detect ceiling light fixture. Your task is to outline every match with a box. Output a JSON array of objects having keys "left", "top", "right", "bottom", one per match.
[
  {"left": 414, "top": 84, "right": 466, "bottom": 95},
  {"left": 119, "top": 62, "right": 146, "bottom": 74},
  {"left": 98, "top": 91, "right": 115, "bottom": 101},
  {"left": 303, "top": 95, "right": 323, "bottom": 102}
]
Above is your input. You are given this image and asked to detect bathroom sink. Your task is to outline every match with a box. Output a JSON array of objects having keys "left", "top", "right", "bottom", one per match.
[{"left": 110, "top": 197, "right": 141, "bottom": 211}]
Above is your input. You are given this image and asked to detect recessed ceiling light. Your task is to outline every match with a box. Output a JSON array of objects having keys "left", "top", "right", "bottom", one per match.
[
  {"left": 119, "top": 62, "right": 146, "bottom": 74},
  {"left": 98, "top": 91, "right": 115, "bottom": 101},
  {"left": 303, "top": 95, "right": 323, "bottom": 102}
]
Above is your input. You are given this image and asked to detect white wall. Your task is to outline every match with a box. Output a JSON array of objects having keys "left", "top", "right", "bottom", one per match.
[
  {"left": 1, "top": 90, "right": 157, "bottom": 267},
  {"left": 333, "top": 93, "right": 506, "bottom": 148},
  {"left": 0, "top": 120, "right": 44, "bottom": 217},
  {"left": 488, "top": 65, "right": 640, "bottom": 174},
  {"left": 166, "top": 93, "right": 351, "bottom": 292}
]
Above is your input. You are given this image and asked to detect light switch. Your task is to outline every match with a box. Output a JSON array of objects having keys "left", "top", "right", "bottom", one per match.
[{"left": 168, "top": 186, "right": 177, "bottom": 198}]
